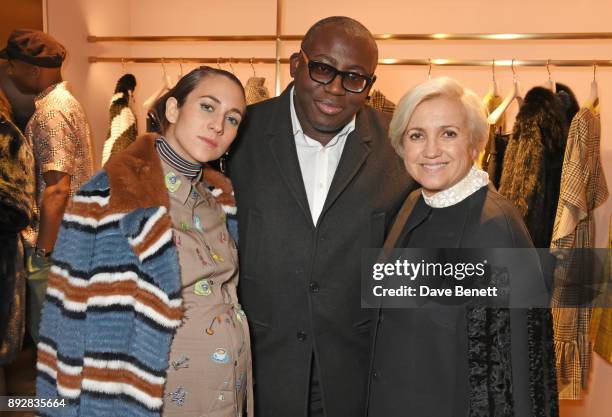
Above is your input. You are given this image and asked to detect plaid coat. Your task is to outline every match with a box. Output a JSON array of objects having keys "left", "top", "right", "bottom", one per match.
[{"left": 550, "top": 105, "right": 609, "bottom": 399}]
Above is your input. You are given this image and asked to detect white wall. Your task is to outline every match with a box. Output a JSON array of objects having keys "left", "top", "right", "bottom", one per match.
[
  {"left": 46, "top": 0, "right": 132, "bottom": 165},
  {"left": 45, "top": 2, "right": 610, "bottom": 415}
]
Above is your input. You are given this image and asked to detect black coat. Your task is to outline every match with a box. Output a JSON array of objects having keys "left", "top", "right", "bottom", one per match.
[
  {"left": 368, "top": 185, "right": 558, "bottom": 417},
  {"left": 229, "top": 85, "right": 414, "bottom": 417},
  {"left": 498, "top": 86, "right": 577, "bottom": 248}
]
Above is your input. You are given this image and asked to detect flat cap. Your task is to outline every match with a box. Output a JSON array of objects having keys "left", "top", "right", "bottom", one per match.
[{"left": 0, "top": 29, "right": 66, "bottom": 68}]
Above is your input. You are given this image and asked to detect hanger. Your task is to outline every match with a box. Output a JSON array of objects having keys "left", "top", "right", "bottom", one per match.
[
  {"left": 174, "top": 59, "right": 184, "bottom": 85},
  {"left": 427, "top": 58, "right": 432, "bottom": 80},
  {"left": 250, "top": 58, "right": 257, "bottom": 77},
  {"left": 228, "top": 58, "right": 235, "bottom": 74},
  {"left": 585, "top": 61, "right": 599, "bottom": 107},
  {"left": 487, "top": 59, "right": 500, "bottom": 96},
  {"left": 545, "top": 59, "right": 556, "bottom": 91},
  {"left": 487, "top": 59, "right": 523, "bottom": 125},
  {"left": 121, "top": 58, "right": 127, "bottom": 74},
  {"left": 217, "top": 58, "right": 222, "bottom": 70},
  {"left": 143, "top": 59, "right": 174, "bottom": 111},
  {"left": 161, "top": 58, "right": 173, "bottom": 89}
]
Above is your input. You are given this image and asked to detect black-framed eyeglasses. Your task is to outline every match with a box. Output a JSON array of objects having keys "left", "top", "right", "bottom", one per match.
[{"left": 300, "top": 49, "right": 375, "bottom": 94}]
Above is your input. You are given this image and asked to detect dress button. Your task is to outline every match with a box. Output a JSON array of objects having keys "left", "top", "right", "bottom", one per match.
[
  {"left": 309, "top": 282, "right": 320, "bottom": 293},
  {"left": 296, "top": 331, "right": 307, "bottom": 341},
  {"left": 372, "top": 370, "right": 379, "bottom": 379}
]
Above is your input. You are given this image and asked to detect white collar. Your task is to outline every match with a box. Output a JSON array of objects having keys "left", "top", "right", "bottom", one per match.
[
  {"left": 35, "top": 81, "right": 67, "bottom": 107},
  {"left": 422, "top": 166, "right": 490, "bottom": 208},
  {"left": 289, "top": 86, "right": 356, "bottom": 147}
]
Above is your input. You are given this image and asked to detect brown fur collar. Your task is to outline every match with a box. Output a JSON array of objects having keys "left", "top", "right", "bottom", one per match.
[
  {"left": 104, "top": 133, "right": 169, "bottom": 212},
  {"left": 104, "top": 133, "right": 237, "bottom": 214},
  {"left": 202, "top": 165, "right": 236, "bottom": 210}
]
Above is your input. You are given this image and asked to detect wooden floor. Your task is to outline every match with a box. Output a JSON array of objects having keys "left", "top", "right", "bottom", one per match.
[{"left": 1, "top": 337, "right": 36, "bottom": 417}]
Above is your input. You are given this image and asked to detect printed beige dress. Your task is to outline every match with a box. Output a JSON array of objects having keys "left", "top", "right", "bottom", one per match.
[{"left": 160, "top": 160, "right": 253, "bottom": 417}]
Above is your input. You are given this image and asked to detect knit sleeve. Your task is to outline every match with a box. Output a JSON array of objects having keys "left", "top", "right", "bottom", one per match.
[
  {"left": 102, "top": 96, "right": 137, "bottom": 165},
  {"left": 36, "top": 171, "right": 109, "bottom": 416}
]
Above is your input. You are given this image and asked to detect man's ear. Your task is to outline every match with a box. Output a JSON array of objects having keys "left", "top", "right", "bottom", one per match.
[
  {"left": 364, "top": 75, "right": 377, "bottom": 96},
  {"left": 165, "top": 97, "right": 179, "bottom": 124},
  {"left": 289, "top": 52, "right": 300, "bottom": 78}
]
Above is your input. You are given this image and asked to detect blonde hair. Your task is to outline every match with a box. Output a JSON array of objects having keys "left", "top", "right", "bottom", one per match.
[{"left": 389, "top": 77, "right": 488, "bottom": 156}]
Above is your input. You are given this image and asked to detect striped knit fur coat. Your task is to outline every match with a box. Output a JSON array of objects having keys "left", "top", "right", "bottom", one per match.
[
  {"left": 101, "top": 74, "right": 138, "bottom": 166},
  {"left": 36, "top": 134, "right": 184, "bottom": 417}
]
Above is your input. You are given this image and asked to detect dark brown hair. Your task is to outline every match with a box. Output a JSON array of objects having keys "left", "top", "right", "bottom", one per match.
[{"left": 152, "top": 66, "right": 245, "bottom": 134}]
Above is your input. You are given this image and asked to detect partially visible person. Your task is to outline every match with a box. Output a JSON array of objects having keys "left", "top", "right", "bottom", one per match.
[
  {"left": 368, "top": 77, "right": 557, "bottom": 417},
  {"left": 1, "top": 29, "right": 94, "bottom": 343},
  {"left": 0, "top": 61, "right": 35, "bottom": 132},
  {"left": 36, "top": 66, "right": 252, "bottom": 417},
  {"left": 0, "top": 83, "right": 35, "bottom": 415}
]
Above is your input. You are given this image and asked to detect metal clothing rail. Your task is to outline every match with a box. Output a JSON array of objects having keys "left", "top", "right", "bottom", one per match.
[
  {"left": 88, "top": 57, "right": 288, "bottom": 64},
  {"left": 87, "top": 32, "right": 612, "bottom": 42},
  {"left": 88, "top": 57, "right": 612, "bottom": 67},
  {"left": 379, "top": 58, "right": 612, "bottom": 67}
]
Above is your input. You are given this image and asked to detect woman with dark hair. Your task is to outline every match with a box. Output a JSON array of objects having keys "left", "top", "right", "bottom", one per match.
[{"left": 36, "top": 66, "right": 252, "bottom": 417}]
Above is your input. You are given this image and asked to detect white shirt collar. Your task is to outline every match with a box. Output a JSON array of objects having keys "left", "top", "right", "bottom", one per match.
[
  {"left": 289, "top": 86, "right": 356, "bottom": 147},
  {"left": 35, "top": 81, "right": 67, "bottom": 108},
  {"left": 422, "top": 166, "right": 490, "bottom": 208}
]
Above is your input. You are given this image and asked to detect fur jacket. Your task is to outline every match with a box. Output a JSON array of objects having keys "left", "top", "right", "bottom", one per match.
[
  {"left": 36, "top": 134, "right": 240, "bottom": 416},
  {"left": 0, "top": 108, "right": 34, "bottom": 363},
  {"left": 498, "top": 84, "right": 578, "bottom": 248}
]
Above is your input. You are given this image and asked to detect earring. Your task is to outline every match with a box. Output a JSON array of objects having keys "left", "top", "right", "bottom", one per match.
[{"left": 219, "top": 150, "right": 230, "bottom": 174}]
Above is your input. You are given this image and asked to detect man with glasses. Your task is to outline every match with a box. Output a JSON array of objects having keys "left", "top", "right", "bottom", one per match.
[{"left": 229, "top": 16, "right": 414, "bottom": 417}]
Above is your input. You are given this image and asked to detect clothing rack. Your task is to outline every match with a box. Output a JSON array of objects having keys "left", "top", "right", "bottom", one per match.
[
  {"left": 88, "top": 56, "right": 611, "bottom": 96},
  {"left": 87, "top": 32, "right": 612, "bottom": 42},
  {"left": 88, "top": 56, "right": 612, "bottom": 67},
  {"left": 88, "top": 57, "right": 285, "bottom": 64},
  {"left": 88, "top": 0, "right": 612, "bottom": 96}
]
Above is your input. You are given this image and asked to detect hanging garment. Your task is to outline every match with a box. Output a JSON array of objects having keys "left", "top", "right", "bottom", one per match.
[
  {"left": 498, "top": 85, "right": 577, "bottom": 248},
  {"left": 550, "top": 104, "right": 609, "bottom": 399},
  {"left": 147, "top": 109, "right": 162, "bottom": 133},
  {"left": 0, "top": 108, "right": 34, "bottom": 364},
  {"left": 480, "top": 93, "right": 505, "bottom": 171},
  {"left": 0, "top": 86, "right": 14, "bottom": 122},
  {"left": 483, "top": 132, "right": 509, "bottom": 189},
  {"left": 101, "top": 74, "right": 138, "bottom": 165},
  {"left": 245, "top": 76, "right": 270, "bottom": 105},
  {"left": 590, "top": 216, "right": 612, "bottom": 364},
  {"left": 366, "top": 89, "right": 396, "bottom": 114}
]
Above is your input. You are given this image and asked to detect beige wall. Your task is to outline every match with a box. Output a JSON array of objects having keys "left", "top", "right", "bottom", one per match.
[
  {"left": 0, "top": 0, "right": 43, "bottom": 46},
  {"left": 44, "top": 1, "right": 610, "bottom": 415}
]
